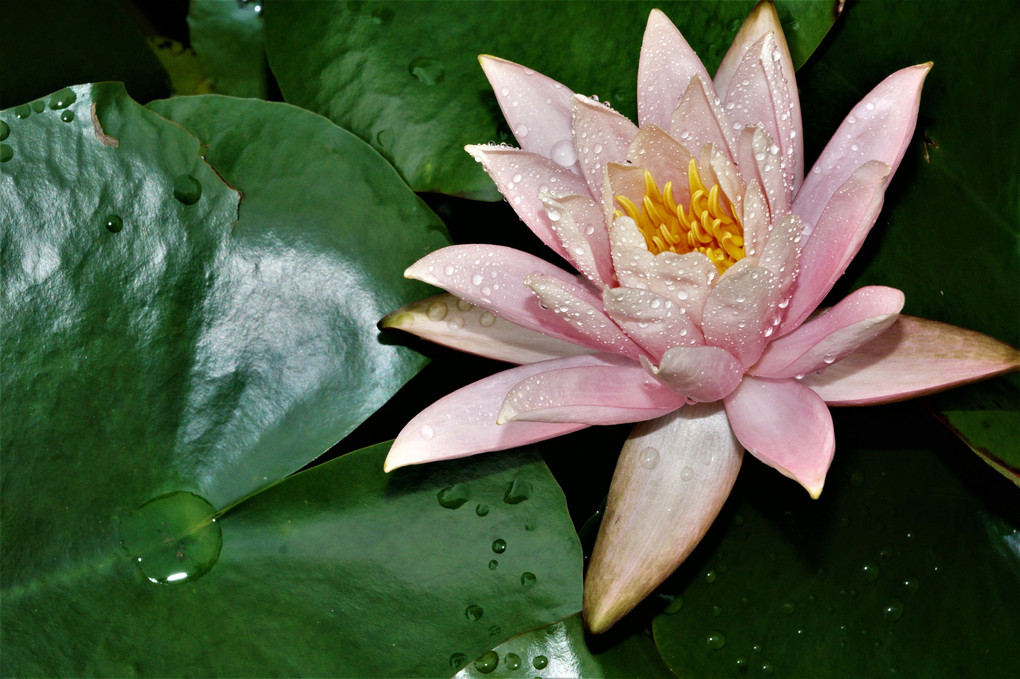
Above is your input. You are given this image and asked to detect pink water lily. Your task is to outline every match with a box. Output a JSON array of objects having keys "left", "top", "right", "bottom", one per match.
[{"left": 381, "top": 2, "right": 1019, "bottom": 632}]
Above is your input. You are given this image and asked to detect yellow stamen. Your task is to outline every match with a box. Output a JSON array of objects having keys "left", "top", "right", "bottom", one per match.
[{"left": 614, "top": 159, "right": 744, "bottom": 273}]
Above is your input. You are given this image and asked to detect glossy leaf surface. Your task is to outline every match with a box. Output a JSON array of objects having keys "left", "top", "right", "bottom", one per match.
[{"left": 263, "top": 0, "right": 837, "bottom": 198}]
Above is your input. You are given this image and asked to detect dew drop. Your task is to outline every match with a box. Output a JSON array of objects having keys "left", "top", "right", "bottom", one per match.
[
  {"left": 487, "top": 624, "right": 501, "bottom": 637},
  {"left": 663, "top": 595, "right": 683, "bottom": 614},
  {"left": 60, "top": 110, "right": 75, "bottom": 123},
  {"left": 705, "top": 569, "right": 717, "bottom": 583},
  {"left": 0, "top": 121, "right": 8, "bottom": 140},
  {"left": 781, "top": 601, "right": 796, "bottom": 615},
  {"left": 550, "top": 139, "right": 577, "bottom": 167},
  {"left": 48, "top": 87, "right": 78, "bottom": 110},
  {"left": 503, "top": 653, "right": 522, "bottom": 671},
  {"left": 475, "top": 503, "right": 489, "bottom": 517},
  {"left": 471, "top": 273, "right": 484, "bottom": 286},
  {"left": 479, "top": 311, "right": 496, "bottom": 327},
  {"left": 862, "top": 563, "right": 880, "bottom": 582},
  {"left": 449, "top": 653, "right": 467, "bottom": 670},
  {"left": 474, "top": 650, "right": 499, "bottom": 673},
  {"left": 426, "top": 301, "right": 448, "bottom": 321},
  {"left": 456, "top": 298, "right": 474, "bottom": 312},
  {"left": 120, "top": 491, "right": 222, "bottom": 585},
  {"left": 533, "top": 655, "right": 549, "bottom": 670},
  {"left": 491, "top": 538, "right": 507, "bottom": 554},
  {"left": 437, "top": 483, "right": 470, "bottom": 509},
  {"left": 465, "top": 604, "right": 484, "bottom": 621},
  {"left": 903, "top": 577, "right": 920, "bottom": 593},
  {"left": 761, "top": 660, "right": 774, "bottom": 674},
  {"left": 31, "top": 100, "right": 45, "bottom": 113},
  {"left": 420, "top": 424, "right": 435, "bottom": 440},
  {"left": 104, "top": 214, "right": 123, "bottom": 233},
  {"left": 503, "top": 477, "right": 533, "bottom": 504},
  {"left": 172, "top": 174, "right": 202, "bottom": 205},
  {"left": 639, "top": 446, "right": 660, "bottom": 469},
  {"left": 706, "top": 633, "right": 726, "bottom": 649},
  {"left": 883, "top": 598, "right": 904, "bottom": 622},
  {"left": 680, "top": 465, "right": 694, "bottom": 481},
  {"left": 866, "top": 102, "right": 876, "bottom": 111},
  {"left": 14, "top": 104, "right": 31, "bottom": 119},
  {"left": 488, "top": 559, "right": 498, "bottom": 570},
  {"left": 0, "top": 144, "right": 13, "bottom": 163},
  {"left": 736, "top": 657, "right": 748, "bottom": 670},
  {"left": 408, "top": 57, "right": 445, "bottom": 85},
  {"left": 520, "top": 571, "right": 537, "bottom": 588},
  {"left": 447, "top": 317, "right": 464, "bottom": 330}
]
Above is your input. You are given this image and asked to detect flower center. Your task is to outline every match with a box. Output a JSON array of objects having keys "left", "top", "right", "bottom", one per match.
[{"left": 616, "top": 159, "right": 744, "bottom": 273}]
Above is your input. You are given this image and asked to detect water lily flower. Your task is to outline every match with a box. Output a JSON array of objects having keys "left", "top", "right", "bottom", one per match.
[{"left": 381, "top": 2, "right": 1019, "bottom": 633}]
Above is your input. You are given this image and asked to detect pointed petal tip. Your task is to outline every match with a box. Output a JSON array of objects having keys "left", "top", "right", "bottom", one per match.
[{"left": 807, "top": 481, "right": 824, "bottom": 500}]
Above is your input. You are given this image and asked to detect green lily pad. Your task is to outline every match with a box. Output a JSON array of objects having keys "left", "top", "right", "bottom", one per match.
[
  {"left": 2, "top": 439, "right": 583, "bottom": 676},
  {"left": 454, "top": 613, "right": 676, "bottom": 679},
  {"left": 797, "top": 0, "right": 1020, "bottom": 476},
  {"left": 1, "top": 83, "right": 456, "bottom": 673},
  {"left": 188, "top": 0, "right": 270, "bottom": 98},
  {"left": 651, "top": 404, "right": 1020, "bottom": 677},
  {"left": 0, "top": 0, "right": 168, "bottom": 107},
  {"left": 263, "top": 0, "right": 836, "bottom": 199}
]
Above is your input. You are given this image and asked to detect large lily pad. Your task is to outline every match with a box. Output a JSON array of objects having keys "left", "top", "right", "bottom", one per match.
[
  {"left": 651, "top": 404, "right": 1020, "bottom": 677},
  {"left": 263, "top": 0, "right": 837, "bottom": 199},
  {"left": 1, "top": 83, "right": 458, "bottom": 673},
  {"left": 796, "top": 0, "right": 1020, "bottom": 476},
  {"left": 3, "top": 438, "right": 582, "bottom": 677}
]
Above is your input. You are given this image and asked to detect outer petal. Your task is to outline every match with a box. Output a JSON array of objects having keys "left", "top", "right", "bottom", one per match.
[
  {"left": 724, "top": 375, "right": 835, "bottom": 498},
  {"left": 738, "top": 125, "right": 789, "bottom": 222},
  {"left": 647, "top": 345, "right": 744, "bottom": 402},
  {"left": 497, "top": 360, "right": 687, "bottom": 425},
  {"left": 541, "top": 194, "right": 613, "bottom": 287},
  {"left": 525, "top": 273, "right": 647, "bottom": 360},
  {"left": 572, "top": 95, "right": 639, "bottom": 198},
  {"left": 479, "top": 55, "right": 578, "bottom": 167},
  {"left": 793, "top": 63, "right": 931, "bottom": 229},
  {"left": 584, "top": 403, "right": 743, "bottom": 633},
  {"left": 802, "top": 316, "right": 1020, "bottom": 405},
  {"left": 384, "top": 354, "right": 619, "bottom": 471},
  {"left": 780, "top": 161, "right": 891, "bottom": 334},
  {"left": 752, "top": 286, "right": 904, "bottom": 378},
  {"left": 380, "top": 293, "right": 595, "bottom": 364},
  {"left": 637, "top": 9, "right": 714, "bottom": 129},
  {"left": 465, "top": 145, "right": 592, "bottom": 263},
  {"left": 407, "top": 245, "right": 613, "bottom": 352}
]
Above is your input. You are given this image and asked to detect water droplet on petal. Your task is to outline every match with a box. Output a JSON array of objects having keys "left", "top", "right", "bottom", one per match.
[
  {"left": 426, "top": 301, "right": 448, "bottom": 321},
  {"left": 550, "top": 139, "right": 577, "bottom": 167},
  {"left": 639, "top": 446, "right": 660, "bottom": 469},
  {"left": 420, "top": 424, "right": 435, "bottom": 440},
  {"left": 479, "top": 311, "right": 496, "bottom": 327},
  {"left": 681, "top": 465, "right": 694, "bottom": 481}
]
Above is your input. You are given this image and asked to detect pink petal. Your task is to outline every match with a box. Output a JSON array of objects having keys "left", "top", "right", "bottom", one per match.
[
  {"left": 752, "top": 286, "right": 904, "bottom": 378},
  {"left": 584, "top": 403, "right": 743, "bottom": 633},
  {"left": 793, "top": 63, "right": 931, "bottom": 229},
  {"left": 465, "top": 145, "right": 592, "bottom": 263},
  {"left": 525, "top": 273, "right": 647, "bottom": 360},
  {"left": 405, "top": 244, "right": 607, "bottom": 350},
  {"left": 714, "top": 1, "right": 803, "bottom": 192},
  {"left": 637, "top": 9, "right": 714, "bottom": 129},
  {"left": 669, "top": 76, "right": 737, "bottom": 158},
  {"left": 649, "top": 345, "right": 745, "bottom": 402},
  {"left": 724, "top": 376, "right": 834, "bottom": 498},
  {"left": 802, "top": 316, "right": 1020, "bottom": 405},
  {"left": 384, "top": 355, "right": 614, "bottom": 471},
  {"left": 479, "top": 55, "right": 579, "bottom": 167},
  {"left": 741, "top": 179, "right": 771, "bottom": 257},
  {"left": 701, "top": 263, "right": 780, "bottom": 367},
  {"left": 737, "top": 125, "right": 789, "bottom": 222},
  {"left": 380, "top": 293, "right": 595, "bottom": 365},
  {"left": 706, "top": 144, "right": 747, "bottom": 218},
  {"left": 626, "top": 124, "right": 695, "bottom": 197},
  {"left": 779, "top": 161, "right": 891, "bottom": 334},
  {"left": 541, "top": 194, "right": 614, "bottom": 287},
  {"left": 603, "top": 286, "right": 704, "bottom": 360},
  {"left": 758, "top": 212, "right": 805, "bottom": 301},
  {"left": 497, "top": 359, "right": 686, "bottom": 425},
  {"left": 572, "top": 95, "right": 639, "bottom": 197}
]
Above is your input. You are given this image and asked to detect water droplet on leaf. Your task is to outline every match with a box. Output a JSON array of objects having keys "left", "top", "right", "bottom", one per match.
[
  {"left": 437, "top": 483, "right": 470, "bottom": 509},
  {"left": 172, "top": 174, "right": 202, "bottom": 205},
  {"left": 491, "top": 538, "right": 507, "bottom": 554},
  {"left": 474, "top": 650, "right": 499, "bottom": 674},
  {"left": 520, "top": 571, "right": 536, "bottom": 588},
  {"left": 14, "top": 104, "right": 31, "bottom": 119},
  {"left": 533, "top": 655, "right": 549, "bottom": 669},
  {"left": 0, "top": 144, "right": 12, "bottom": 163},
  {"left": 449, "top": 653, "right": 467, "bottom": 669},
  {"left": 706, "top": 633, "right": 726, "bottom": 649},
  {"left": 60, "top": 110, "right": 75, "bottom": 123},
  {"left": 465, "top": 604, "right": 484, "bottom": 621},
  {"left": 104, "top": 214, "right": 123, "bottom": 233},
  {"left": 49, "top": 87, "right": 77, "bottom": 110},
  {"left": 408, "top": 57, "right": 445, "bottom": 85},
  {"left": 475, "top": 503, "right": 489, "bottom": 516},
  {"left": 503, "top": 477, "right": 532, "bottom": 504},
  {"left": 883, "top": 598, "right": 904, "bottom": 622},
  {"left": 504, "top": 653, "right": 522, "bottom": 670},
  {"left": 119, "top": 491, "right": 221, "bottom": 585},
  {"left": 0, "top": 121, "right": 9, "bottom": 140}
]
